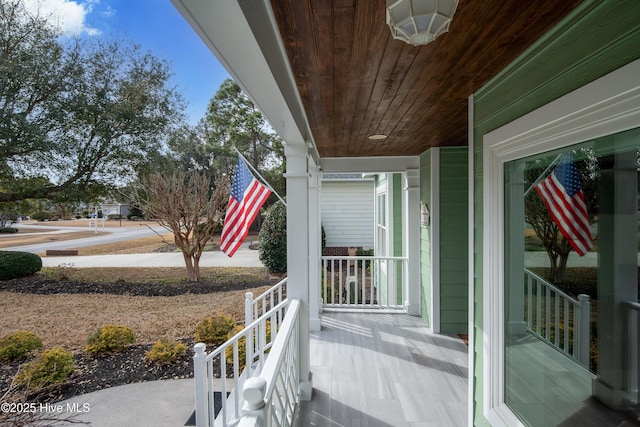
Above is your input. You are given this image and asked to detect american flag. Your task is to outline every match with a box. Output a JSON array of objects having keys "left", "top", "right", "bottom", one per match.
[
  {"left": 220, "top": 157, "right": 271, "bottom": 257},
  {"left": 534, "top": 153, "right": 592, "bottom": 256}
]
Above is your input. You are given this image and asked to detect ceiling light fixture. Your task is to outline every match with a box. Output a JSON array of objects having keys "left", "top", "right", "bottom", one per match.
[
  {"left": 386, "top": 0, "right": 459, "bottom": 46},
  {"left": 368, "top": 134, "right": 388, "bottom": 140}
]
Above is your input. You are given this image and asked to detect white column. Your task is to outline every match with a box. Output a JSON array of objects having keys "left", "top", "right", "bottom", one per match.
[
  {"left": 284, "top": 143, "right": 313, "bottom": 400},
  {"left": 308, "top": 159, "right": 322, "bottom": 332},
  {"left": 593, "top": 149, "right": 638, "bottom": 408},
  {"left": 404, "top": 168, "right": 421, "bottom": 316},
  {"left": 505, "top": 162, "right": 527, "bottom": 336}
]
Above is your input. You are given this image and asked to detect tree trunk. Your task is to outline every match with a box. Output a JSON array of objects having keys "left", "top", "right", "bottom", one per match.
[{"left": 182, "top": 251, "right": 200, "bottom": 282}]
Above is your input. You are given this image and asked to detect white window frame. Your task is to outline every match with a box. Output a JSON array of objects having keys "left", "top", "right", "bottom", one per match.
[{"left": 482, "top": 58, "right": 640, "bottom": 427}]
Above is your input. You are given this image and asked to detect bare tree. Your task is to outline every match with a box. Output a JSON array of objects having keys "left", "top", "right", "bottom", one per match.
[{"left": 135, "top": 172, "right": 228, "bottom": 282}]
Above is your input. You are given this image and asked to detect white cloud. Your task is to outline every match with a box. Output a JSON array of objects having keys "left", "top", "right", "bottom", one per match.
[{"left": 23, "top": 0, "right": 101, "bottom": 36}]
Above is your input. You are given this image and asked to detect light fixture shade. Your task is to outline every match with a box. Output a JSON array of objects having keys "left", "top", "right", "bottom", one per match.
[{"left": 386, "top": 0, "right": 459, "bottom": 46}]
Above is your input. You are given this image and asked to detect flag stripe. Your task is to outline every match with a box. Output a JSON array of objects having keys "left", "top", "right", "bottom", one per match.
[
  {"left": 220, "top": 158, "right": 272, "bottom": 257},
  {"left": 539, "top": 177, "right": 591, "bottom": 244},
  {"left": 534, "top": 154, "right": 592, "bottom": 256}
]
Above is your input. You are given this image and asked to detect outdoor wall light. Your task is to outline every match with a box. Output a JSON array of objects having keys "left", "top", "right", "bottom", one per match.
[
  {"left": 386, "top": 0, "right": 459, "bottom": 46},
  {"left": 421, "top": 203, "right": 430, "bottom": 226}
]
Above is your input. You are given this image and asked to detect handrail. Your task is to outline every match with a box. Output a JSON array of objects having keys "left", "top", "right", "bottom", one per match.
[
  {"left": 193, "top": 298, "right": 289, "bottom": 427},
  {"left": 246, "top": 278, "right": 287, "bottom": 324},
  {"left": 240, "top": 299, "right": 301, "bottom": 427}
]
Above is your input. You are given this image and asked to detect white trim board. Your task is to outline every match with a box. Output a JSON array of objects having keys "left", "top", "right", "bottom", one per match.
[
  {"left": 482, "top": 58, "right": 640, "bottom": 427},
  {"left": 430, "top": 148, "right": 441, "bottom": 333}
]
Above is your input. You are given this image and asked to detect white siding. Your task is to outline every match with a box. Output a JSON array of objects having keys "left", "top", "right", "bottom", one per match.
[{"left": 321, "top": 181, "right": 374, "bottom": 248}]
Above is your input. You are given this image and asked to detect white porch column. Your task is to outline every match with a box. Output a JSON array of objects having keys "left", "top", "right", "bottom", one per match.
[
  {"left": 505, "top": 162, "right": 527, "bottom": 336},
  {"left": 308, "top": 160, "right": 322, "bottom": 332},
  {"left": 284, "top": 143, "right": 313, "bottom": 400},
  {"left": 404, "top": 168, "right": 421, "bottom": 316},
  {"left": 593, "top": 149, "right": 638, "bottom": 408}
]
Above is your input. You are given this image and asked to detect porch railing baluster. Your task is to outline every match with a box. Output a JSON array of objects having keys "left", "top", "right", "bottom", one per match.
[
  {"left": 524, "top": 269, "right": 590, "bottom": 368},
  {"left": 320, "top": 255, "right": 407, "bottom": 311}
]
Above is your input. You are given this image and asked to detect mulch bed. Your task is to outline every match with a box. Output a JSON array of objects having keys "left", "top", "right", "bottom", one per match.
[
  {"left": 0, "top": 275, "right": 275, "bottom": 296},
  {"left": 0, "top": 339, "right": 196, "bottom": 404},
  {"left": 0, "top": 275, "right": 271, "bottom": 404}
]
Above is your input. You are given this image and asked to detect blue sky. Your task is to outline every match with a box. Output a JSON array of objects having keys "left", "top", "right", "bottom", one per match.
[{"left": 26, "top": 0, "right": 231, "bottom": 124}]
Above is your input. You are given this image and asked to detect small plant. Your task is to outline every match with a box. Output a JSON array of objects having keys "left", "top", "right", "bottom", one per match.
[
  {"left": 145, "top": 339, "right": 187, "bottom": 365},
  {"left": 15, "top": 348, "right": 75, "bottom": 390},
  {"left": 85, "top": 324, "right": 135, "bottom": 355},
  {"left": 225, "top": 325, "right": 247, "bottom": 369},
  {"left": 225, "top": 321, "right": 272, "bottom": 371},
  {"left": 0, "top": 251, "right": 42, "bottom": 280},
  {"left": 194, "top": 314, "right": 236, "bottom": 345},
  {"left": 0, "top": 227, "right": 18, "bottom": 233},
  {"left": 258, "top": 201, "right": 287, "bottom": 273},
  {"left": 0, "top": 331, "right": 43, "bottom": 362}
]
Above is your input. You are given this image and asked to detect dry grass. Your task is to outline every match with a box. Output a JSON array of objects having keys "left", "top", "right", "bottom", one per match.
[
  {"left": 67, "top": 233, "right": 177, "bottom": 255},
  {"left": 0, "top": 223, "right": 271, "bottom": 353},
  {"left": 0, "top": 231, "right": 109, "bottom": 249},
  {"left": 0, "top": 286, "right": 272, "bottom": 351}
]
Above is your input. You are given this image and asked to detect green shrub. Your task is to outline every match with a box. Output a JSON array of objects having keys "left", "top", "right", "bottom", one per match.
[
  {"left": 145, "top": 339, "right": 187, "bottom": 365},
  {"left": 194, "top": 314, "right": 236, "bottom": 346},
  {"left": 107, "top": 213, "right": 121, "bottom": 220},
  {"left": 85, "top": 325, "right": 135, "bottom": 355},
  {"left": 0, "top": 227, "right": 18, "bottom": 234},
  {"left": 225, "top": 322, "right": 272, "bottom": 370},
  {"left": 0, "top": 331, "right": 43, "bottom": 362},
  {"left": 225, "top": 325, "right": 247, "bottom": 369},
  {"left": 30, "top": 211, "right": 51, "bottom": 222},
  {"left": 15, "top": 348, "right": 75, "bottom": 390},
  {"left": 0, "top": 251, "right": 42, "bottom": 280},
  {"left": 258, "top": 201, "right": 287, "bottom": 273}
]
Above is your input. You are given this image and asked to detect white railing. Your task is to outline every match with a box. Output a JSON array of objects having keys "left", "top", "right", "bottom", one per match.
[
  {"left": 321, "top": 255, "right": 407, "bottom": 310},
  {"left": 524, "top": 268, "right": 591, "bottom": 368},
  {"left": 245, "top": 278, "right": 287, "bottom": 326},
  {"left": 238, "top": 299, "right": 301, "bottom": 427},
  {"left": 193, "top": 298, "right": 289, "bottom": 427},
  {"left": 624, "top": 301, "right": 640, "bottom": 407}
]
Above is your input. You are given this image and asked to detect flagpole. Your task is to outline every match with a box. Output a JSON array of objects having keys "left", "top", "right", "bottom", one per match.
[
  {"left": 523, "top": 154, "right": 563, "bottom": 197},
  {"left": 233, "top": 146, "right": 287, "bottom": 206}
]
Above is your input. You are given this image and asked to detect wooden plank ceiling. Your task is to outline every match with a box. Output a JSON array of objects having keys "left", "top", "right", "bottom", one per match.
[{"left": 270, "top": 0, "right": 582, "bottom": 157}]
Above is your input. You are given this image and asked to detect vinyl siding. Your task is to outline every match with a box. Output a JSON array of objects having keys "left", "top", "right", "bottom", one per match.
[
  {"left": 472, "top": 1, "right": 640, "bottom": 425},
  {"left": 420, "top": 150, "right": 432, "bottom": 327},
  {"left": 320, "top": 181, "right": 374, "bottom": 249},
  {"left": 438, "top": 147, "right": 468, "bottom": 334}
]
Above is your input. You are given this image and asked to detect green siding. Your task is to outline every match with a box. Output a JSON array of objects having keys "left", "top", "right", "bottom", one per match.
[
  {"left": 438, "top": 147, "right": 468, "bottom": 334},
  {"left": 392, "top": 174, "right": 403, "bottom": 304},
  {"left": 420, "top": 150, "right": 432, "bottom": 326},
  {"left": 472, "top": 1, "right": 640, "bottom": 425}
]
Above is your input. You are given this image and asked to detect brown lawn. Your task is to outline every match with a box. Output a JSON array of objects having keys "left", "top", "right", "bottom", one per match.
[{"left": 0, "top": 285, "right": 272, "bottom": 352}]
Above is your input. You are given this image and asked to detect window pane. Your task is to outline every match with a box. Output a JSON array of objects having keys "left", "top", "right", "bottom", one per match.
[{"left": 504, "top": 128, "right": 640, "bottom": 426}]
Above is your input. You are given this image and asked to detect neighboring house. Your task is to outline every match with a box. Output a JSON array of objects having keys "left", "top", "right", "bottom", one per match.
[
  {"left": 101, "top": 203, "right": 129, "bottom": 218},
  {"left": 320, "top": 173, "right": 374, "bottom": 254},
  {"left": 172, "top": 1, "right": 640, "bottom": 426}
]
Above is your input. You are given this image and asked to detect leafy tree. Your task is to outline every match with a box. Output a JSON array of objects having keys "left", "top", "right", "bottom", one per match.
[
  {"left": 134, "top": 172, "right": 228, "bottom": 282},
  {"left": 0, "top": 0, "right": 184, "bottom": 203},
  {"left": 202, "top": 79, "right": 284, "bottom": 187}
]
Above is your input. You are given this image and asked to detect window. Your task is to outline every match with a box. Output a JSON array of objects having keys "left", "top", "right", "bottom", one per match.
[
  {"left": 504, "top": 131, "right": 639, "bottom": 426},
  {"left": 482, "top": 59, "right": 640, "bottom": 427}
]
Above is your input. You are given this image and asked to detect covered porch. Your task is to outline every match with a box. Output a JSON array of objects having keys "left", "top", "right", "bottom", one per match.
[{"left": 300, "top": 311, "right": 468, "bottom": 426}]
